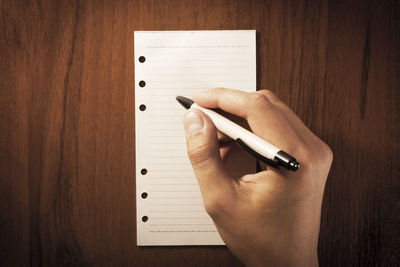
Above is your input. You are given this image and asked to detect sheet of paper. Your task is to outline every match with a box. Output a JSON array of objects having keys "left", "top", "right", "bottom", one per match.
[{"left": 135, "top": 30, "right": 256, "bottom": 246}]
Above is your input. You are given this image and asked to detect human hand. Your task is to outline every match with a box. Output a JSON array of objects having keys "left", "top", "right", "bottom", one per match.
[{"left": 182, "top": 88, "right": 333, "bottom": 266}]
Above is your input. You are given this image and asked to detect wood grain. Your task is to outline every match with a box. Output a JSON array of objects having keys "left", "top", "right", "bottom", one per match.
[{"left": 1, "top": 0, "right": 399, "bottom": 266}]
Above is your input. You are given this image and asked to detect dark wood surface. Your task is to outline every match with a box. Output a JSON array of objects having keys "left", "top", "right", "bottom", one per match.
[{"left": 1, "top": 0, "right": 399, "bottom": 266}]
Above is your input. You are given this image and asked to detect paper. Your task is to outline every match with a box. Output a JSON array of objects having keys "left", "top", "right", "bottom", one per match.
[{"left": 135, "top": 30, "right": 256, "bottom": 246}]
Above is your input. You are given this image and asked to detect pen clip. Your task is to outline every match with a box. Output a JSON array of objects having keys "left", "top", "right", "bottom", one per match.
[{"left": 236, "top": 138, "right": 280, "bottom": 169}]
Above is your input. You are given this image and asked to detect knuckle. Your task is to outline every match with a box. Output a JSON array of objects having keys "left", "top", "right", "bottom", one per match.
[
  {"left": 260, "top": 90, "right": 281, "bottom": 103},
  {"left": 203, "top": 193, "right": 226, "bottom": 218},
  {"left": 187, "top": 141, "right": 216, "bottom": 166},
  {"left": 249, "top": 92, "right": 274, "bottom": 110}
]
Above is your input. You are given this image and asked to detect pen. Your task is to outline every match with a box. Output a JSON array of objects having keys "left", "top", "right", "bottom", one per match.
[{"left": 176, "top": 96, "right": 300, "bottom": 171}]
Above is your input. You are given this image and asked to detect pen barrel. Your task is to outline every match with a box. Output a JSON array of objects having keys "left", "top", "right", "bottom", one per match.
[{"left": 192, "top": 104, "right": 280, "bottom": 159}]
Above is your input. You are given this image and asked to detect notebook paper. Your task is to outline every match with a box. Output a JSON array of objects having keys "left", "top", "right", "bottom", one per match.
[{"left": 135, "top": 30, "right": 256, "bottom": 246}]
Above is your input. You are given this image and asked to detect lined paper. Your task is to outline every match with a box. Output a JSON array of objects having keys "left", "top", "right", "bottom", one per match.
[{"left": 135, "top": 30, "right": 256, "bottom": 246}]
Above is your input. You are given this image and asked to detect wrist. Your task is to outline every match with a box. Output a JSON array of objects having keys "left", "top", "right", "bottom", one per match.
[
  {"left": 244, "top": 245, "right": 318, "bottom": 267},
  {"left": 246, "top": 254, "right": 318, "bottom": 267}
]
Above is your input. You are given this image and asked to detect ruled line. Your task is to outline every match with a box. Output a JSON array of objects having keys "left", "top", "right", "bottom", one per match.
[
  {"left": 149, "top": 210, "right": 204, "bottom": 212},
  {"left": 149, "top": 230, "right": 217, "bottom": 233},
  {"left": 150, "top": 59, "right": 246, "bottom": 62},
  {"left": 151, "top": 217, "right": 209, "bottom": 219},
  {"left": 149, "top": 224, "right": 215, "bottom": 226},
  {"left": 147, "top": 66, "right": 249, "bottom": 69},
  {"left": 148, "top": 204, "right": 203, "bottom": 206},
  {"left": 148, "top": 80, "right": 249, "bottom": 83},
  {"left": 146, "top": 45, "right": 249, "bottom": 48},
  {"left": 147, "top": 52, "right": 247, "bottom": 55},
  {"left": 150, "top": 197, "right": 201, "bottom": 199}
]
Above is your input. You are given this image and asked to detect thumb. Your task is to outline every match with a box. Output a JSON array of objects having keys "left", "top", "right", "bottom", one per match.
[{"left": 183, "top": 108, "right": 233, "bottom": 202}]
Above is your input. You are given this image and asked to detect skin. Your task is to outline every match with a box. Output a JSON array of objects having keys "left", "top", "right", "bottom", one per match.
[{"left": 182, "top": 88, "right": 333, "bottom": 267}]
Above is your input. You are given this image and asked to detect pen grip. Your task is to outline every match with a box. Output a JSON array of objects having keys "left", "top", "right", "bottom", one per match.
[{"left": 191, "top": 104, "right": 280, "bottom": 159}]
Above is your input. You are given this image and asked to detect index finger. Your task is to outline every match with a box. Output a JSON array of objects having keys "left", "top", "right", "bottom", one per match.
[{"left": 192, "top": 87, "right": 302, "bottom": 153}]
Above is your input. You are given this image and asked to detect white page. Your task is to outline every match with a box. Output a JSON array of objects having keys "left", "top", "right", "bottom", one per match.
[{"left": 135, "top": 30, "right": 256, "bottom": 246}]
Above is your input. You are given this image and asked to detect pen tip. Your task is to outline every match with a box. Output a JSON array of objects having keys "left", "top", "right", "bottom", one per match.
[{"left": 176, "top": 96, "right": 194, "bottom": 110}]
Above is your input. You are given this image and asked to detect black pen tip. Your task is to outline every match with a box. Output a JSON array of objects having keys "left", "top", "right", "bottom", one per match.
[{"left": 176, "top": 96, "right": 194, "bottom": 110}]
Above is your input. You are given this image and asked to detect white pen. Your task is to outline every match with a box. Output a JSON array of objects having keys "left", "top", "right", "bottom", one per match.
[{"left": 176, "top": 96, "right": 300, "bottom": 171}]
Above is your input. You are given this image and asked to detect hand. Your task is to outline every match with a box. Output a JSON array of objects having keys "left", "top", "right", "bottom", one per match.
[{"left": 182, "top": 88, "right": 333, "bottom": 266}]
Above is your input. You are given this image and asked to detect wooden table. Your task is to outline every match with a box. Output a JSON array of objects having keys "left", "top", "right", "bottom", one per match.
[{"left": 1, "top": 0, "right": 399, "bottom": 266}]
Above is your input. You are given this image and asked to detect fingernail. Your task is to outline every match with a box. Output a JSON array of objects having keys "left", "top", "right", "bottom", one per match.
[{"left": 183, "top": 111, "right": 204, "bottom": 136}]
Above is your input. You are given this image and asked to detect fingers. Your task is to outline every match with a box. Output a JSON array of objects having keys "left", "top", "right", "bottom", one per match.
[
  {"left": 193, "top": 87, "right": 254, "bottom": 119},
  {"left": 183, "top": 108, "right": 234, "bottom": 205},
  {"left": 193, "top": 88, "right": 302, "bottom": 152}
]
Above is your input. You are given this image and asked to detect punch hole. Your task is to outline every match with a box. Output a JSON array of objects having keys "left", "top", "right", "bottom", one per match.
[
  {"left": 142, "top": 216, "right": 148, "bottom": 222},
  {"left": 139, "top": 104, "right": 146, "bottom": 111},
  {"left": 141, "top": 168, "right": 147, "bottom": 175},
  {"left": 139, "top": 80, "right": 146, "bottom": 87},
  {"left": 141, "top": 192, "right": 148, "bottom": 199},
  {"left": 139, "top": 56, "right": 146, "bottom": 63}
]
